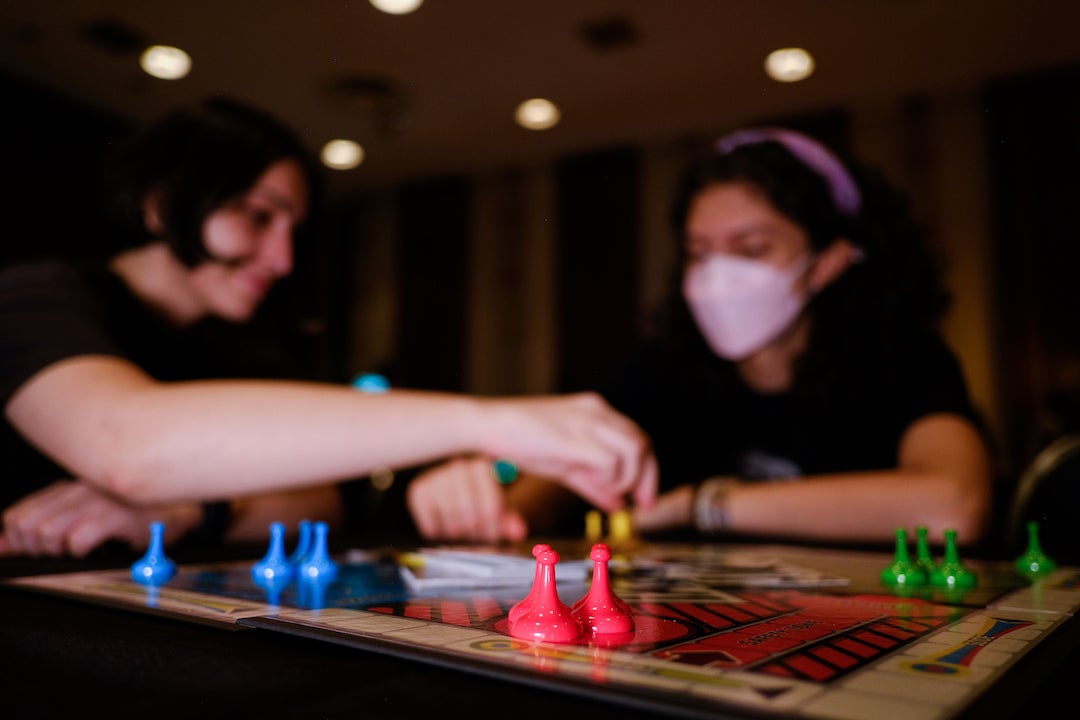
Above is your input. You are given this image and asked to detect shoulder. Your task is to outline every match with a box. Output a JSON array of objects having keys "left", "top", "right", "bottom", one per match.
[
  {"left": 890, "top": 329, "right": 981, "bottom": 423},
  {"left": 0, "top": 260, "right": 122, "bottom": 404}
]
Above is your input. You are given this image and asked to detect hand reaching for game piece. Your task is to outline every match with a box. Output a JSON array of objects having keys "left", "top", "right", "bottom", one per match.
[
  {"left": 477, "top": 392, "right": 659, "bottom": 512},
  {"left": 0, "top": 480, "right": 201, "bottom": 558},
  {"left": 407, "top": 457, "right": 528, "bottom": 544}
]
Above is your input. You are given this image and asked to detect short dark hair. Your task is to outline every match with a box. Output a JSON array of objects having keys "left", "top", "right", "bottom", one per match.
[{"left": 101, "top": 97, "right": 323, "bottom": 266}]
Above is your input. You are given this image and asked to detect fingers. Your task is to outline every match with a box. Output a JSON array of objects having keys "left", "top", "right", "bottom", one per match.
[
  {"left": 406, "top": 457, "right": 515, "bottom": 543},
  {"left": 522, "top": 393, "right": 658, "bottom": 512},
  {"left": 631, "top": 485, "right": 695, "bottom": 533},
  {"left": 2, "top": 481, "right": 89, "bottom": 556},
  {"left": 1, "top": 480, "right": 150, "bottom": 558}
]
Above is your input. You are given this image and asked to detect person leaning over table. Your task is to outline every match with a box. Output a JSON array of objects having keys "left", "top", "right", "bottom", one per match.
[
  {"left": 406, "top": 127, "right": 994, "bottom": 548},
  {"left": 0, "top": 97, "right": 657, "bottom": 558}
]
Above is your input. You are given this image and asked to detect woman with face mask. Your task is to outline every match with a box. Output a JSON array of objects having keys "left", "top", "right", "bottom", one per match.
[
  {"left": 505, "top": 127, "right": 993, "bottom": 548},
  {"left": 0, "top": 98, "right": 657, "bottom": 558}
]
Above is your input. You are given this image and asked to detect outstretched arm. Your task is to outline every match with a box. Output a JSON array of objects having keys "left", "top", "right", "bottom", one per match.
[{"left": 7, "top": 355, "right": 657, "bottom": 507}]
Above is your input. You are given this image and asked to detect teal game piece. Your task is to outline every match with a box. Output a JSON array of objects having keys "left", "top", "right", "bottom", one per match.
[
  {"left": 131, "top": 521, "right": 177, "bottom": 585},
  {"left": 1015, "top": 520, "right": 1057, "bottom": 576},
  {"left": 930, "top": 529, "right": 977, "bottom": 589},
  {"left": 880, "top": 527, "right": 927, "bottom": 587},
  {"left": 351, "top": 372, "right": 390, "bottom": 393},
  {"left": 493, "top": 457, "right": 519, "bottom": 485}
]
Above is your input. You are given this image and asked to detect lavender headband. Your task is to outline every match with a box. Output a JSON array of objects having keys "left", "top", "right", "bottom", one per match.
[{"left": 715, "top": 127, "right": 862, "bottom": 217}]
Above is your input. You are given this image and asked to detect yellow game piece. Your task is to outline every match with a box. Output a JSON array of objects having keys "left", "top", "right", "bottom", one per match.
[
  {"left": 584, "top": 510, "right": 603, "bottom": 543},
  {"left": 608, "top": 509, "right": 633, "bottom": 544}
]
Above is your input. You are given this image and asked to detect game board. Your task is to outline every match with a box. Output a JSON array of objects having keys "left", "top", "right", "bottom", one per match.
[{"left": 7, "top": 541, "right": 1080, "bottom": 720}]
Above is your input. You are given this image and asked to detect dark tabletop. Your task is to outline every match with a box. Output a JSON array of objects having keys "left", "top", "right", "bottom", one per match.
[{"left": 2, "top": 538, "right": 1078, "bottom": 720}]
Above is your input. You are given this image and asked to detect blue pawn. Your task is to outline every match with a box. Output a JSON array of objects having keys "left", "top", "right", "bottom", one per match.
[
  {"left": 298, "top": 521, "right": 339, "bottom": 584},
  {"left": 131, "top": 521, "right": 176, "bottom": 585},
  {"left": 252, "top": 522, "right": 296, "bottom": 587},
  {"left": 288, "top": 519, "right": 313, "bottom": 567}
]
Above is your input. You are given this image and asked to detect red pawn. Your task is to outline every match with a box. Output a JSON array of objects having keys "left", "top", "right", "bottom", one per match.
[
  {"left": 572, "top": 543, "right": 634, "bottom": 634},
  {"left": 508, "top": 543, "right": 552, "bottom": 624},
  {"left": 509, "top": 546, "right": 583, "bottom": 643}
]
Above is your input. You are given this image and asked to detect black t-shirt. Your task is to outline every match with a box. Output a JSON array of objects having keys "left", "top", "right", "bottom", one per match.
[
  {"left": 0, "top": 260, "right": 305, "bottom": 510},
  {"left": 599, "top": 334, "right": 983, "bottom": 493}
]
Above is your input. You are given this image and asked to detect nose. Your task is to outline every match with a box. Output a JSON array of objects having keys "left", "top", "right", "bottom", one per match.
[{"left": 260, "top": 225, "right": 294, "bottom": 277}]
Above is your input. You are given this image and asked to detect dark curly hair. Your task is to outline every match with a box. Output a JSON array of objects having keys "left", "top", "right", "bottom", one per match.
[
  {"left": 657, "top": 133, "right": 952, "bottom": 407},
  {"left": 98, "top": 96, "right": 324, "bottom": 267}
]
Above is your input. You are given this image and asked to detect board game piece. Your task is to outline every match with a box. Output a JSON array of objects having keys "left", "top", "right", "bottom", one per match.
[
  {"left": 930, "top": 528, "right": 977, "bottom": 589},
  {"left": 914, "top": 525, "right": 938, "bottom": 575},
  {"left": 508, "top": 543, "right": 552, "bottom": 623},
  {"left": 571, "top": 543, "right": 634, "bottom": 634},
  {"left": 1015, "top": 520, "right": 1057, "bottom": 576},
  {"left": 298, "top": 521, "right": 339, "bottom": 583},
  {"left": 131, "top": 521, "right": 176, "bottom": 585},
  {"left": 252, "top": 521, "right": 296, "bottom": 587},
  {"left": 508, "top": 546, "right": 583, "bottom": 643},
  {"left": 289, "top": 519, "right": 313, "bottom": 566},
  {"left": 492, "top": 457, "right": 519, "bottom": 484},
  {"left": 880, "top": 527, "right": 927, "bottom": 587},
  {"left": 608, "top": 509, "right": 634, "bottom": 545},
  {"left": 350, "top": 372, "right": 390, "bottom": 393},
  {"left": 584, "top": 510, "right": 603, "bottom": 543}
]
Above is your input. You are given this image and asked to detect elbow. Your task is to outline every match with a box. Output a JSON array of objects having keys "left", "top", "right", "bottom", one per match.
[
  {"left": 944, "top": 477, "right": 994, "bottom": 547},
  {"left": 91, "top": 457, "right": 165, "bottom": 505}
]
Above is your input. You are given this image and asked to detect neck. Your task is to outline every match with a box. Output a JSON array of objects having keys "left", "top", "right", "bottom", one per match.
[
  {"left": 109, "top": 243, "right": 205, "bottom": 326},
  {"left": 735, "top": 315, "right": 810, "bottom": 393}
]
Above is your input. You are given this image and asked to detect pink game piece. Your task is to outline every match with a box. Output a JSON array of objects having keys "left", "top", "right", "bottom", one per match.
[
  {"left": 508, "top": 543, "right": 552, "bottom": 623},
  {"left": 508, "top": 546, "right": 583, "bottom": 643},
  {"left": 572, "top": 543, "right": 634, "bottom": 634}
]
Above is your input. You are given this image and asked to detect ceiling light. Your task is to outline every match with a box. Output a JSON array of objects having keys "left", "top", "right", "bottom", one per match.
[
  {"left": 514, "top": 98, "right": 561, "bottom": 131},
  {"left": 320, "top": 139, "right": 365, "bottom": 170},
  {"left": 370, "top": 0, "right": 424, "bottom": 14},
  {"left": 764, "top": 47, "right": 815, "bottom": 83},
  {"left": 139, "top": 45, "right": 191, "bottom": 80}
]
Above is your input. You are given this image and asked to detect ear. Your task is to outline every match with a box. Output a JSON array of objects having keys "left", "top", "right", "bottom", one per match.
[
  {"left": 141, "top": 189, "right": 166, "bottom": 235},
  {"left": 806, "top": 238, "right": 860, "bottom": 293}
]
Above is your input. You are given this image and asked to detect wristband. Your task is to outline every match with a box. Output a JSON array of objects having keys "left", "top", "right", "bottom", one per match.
[{"left": 694, "top": 478, "right": 740, "bottom": 533}]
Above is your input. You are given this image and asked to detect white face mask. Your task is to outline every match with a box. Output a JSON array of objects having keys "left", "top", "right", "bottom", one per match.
[{"left": 682, "top": 253, "right": 813, "bottom": 361}]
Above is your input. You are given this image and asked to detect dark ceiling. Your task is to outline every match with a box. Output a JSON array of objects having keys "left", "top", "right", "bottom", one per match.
[{"left": 2, "top": 0, "right": 1079, "bottom": 198}]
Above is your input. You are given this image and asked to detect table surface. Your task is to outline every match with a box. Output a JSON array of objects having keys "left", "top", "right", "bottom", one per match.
[{"left": 2, "top": 538, "right": 1078, "bottom": 720}]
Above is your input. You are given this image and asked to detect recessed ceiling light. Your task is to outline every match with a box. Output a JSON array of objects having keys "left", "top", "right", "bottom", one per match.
[
  {"left": 321, "top": 139, "right": 365, "bottom": 170},
  {"left": 139, "top": 45, "right": 191, "bottom": 80},
  {"left": 764, "top": 47, "right": 815, "bottom": 83},
  {"left": 514, "top": 98, "right": 561, "bottom": 131},
  {"left": 370, "top": 0, "right": 424, "bottom": 15}
]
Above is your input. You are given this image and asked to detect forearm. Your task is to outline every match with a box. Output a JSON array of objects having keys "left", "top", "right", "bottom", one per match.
[
  {"left": 719, "top": 469, "right": 990, "bottom": 545},
  {"left": 109, "top": 384, "right": 483, "bottom": 501},
  {"left": 11, "top": 359, "right": 485, "bottom": 503}
]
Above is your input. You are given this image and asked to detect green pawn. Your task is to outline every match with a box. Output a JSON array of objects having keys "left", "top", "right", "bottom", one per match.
[
  {"left": 881, "top": 527, "right": 927, "bottom": 587},
  {"left": 1015, "top": 520, "right": 1057, "bottom": 576},
  {"left": 915, "top": 525, "right": 938, "bottom": 576},
  {"left": 930, "top": 529, "right": 977, "bottom": 589}
]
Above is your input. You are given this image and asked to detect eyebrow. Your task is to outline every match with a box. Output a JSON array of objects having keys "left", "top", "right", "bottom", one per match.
[{"left": 249, "top": 188, "right": 304, "bottom": 218}]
